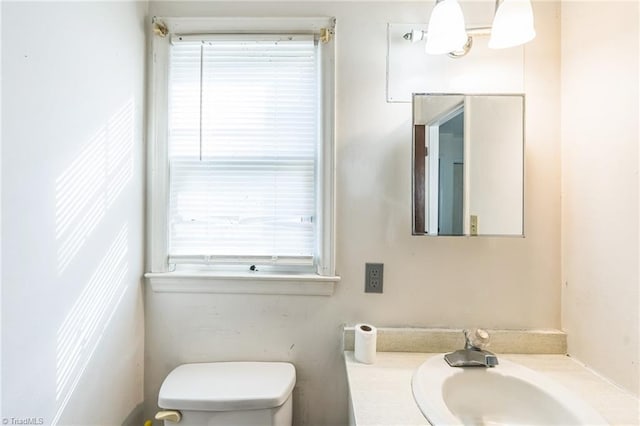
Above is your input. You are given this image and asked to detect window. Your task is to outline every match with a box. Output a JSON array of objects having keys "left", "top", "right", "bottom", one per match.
[
  {"left": 169, "top": 35, "right": 317, "bottom": 267},
  {"left": 146, "top": 17, "right": 338, "bottom": 293}
]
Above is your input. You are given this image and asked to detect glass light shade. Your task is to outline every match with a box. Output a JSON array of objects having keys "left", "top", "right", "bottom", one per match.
[
  {"left": 489, "top": 0, "right": 536, "bottom": 49},
  {"left": 425, "top": 0, "right": 468, "bottom": 55}
]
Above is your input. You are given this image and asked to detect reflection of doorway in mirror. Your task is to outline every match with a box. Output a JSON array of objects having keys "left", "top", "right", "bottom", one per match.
[{"left": 434, "top": 109, "right": 464, "bottom": 236}]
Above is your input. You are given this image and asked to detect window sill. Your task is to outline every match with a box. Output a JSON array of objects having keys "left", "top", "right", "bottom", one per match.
[{"left": 145, "top": 271, "right": 340, "bottom": 296}]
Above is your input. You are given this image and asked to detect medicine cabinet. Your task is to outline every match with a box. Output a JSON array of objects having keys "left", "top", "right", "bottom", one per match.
[{"left": 412, "top": 94, "right": 524, "bottom": 236}]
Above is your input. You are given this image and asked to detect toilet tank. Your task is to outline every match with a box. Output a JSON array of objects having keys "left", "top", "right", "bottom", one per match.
[{"left": 157, "top": 362, "right": 296, "bottom": 426}]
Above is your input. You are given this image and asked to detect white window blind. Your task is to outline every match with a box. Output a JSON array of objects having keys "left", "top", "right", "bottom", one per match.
[{"left": 167, "top": 35, "right": 319, "bottom": 267}]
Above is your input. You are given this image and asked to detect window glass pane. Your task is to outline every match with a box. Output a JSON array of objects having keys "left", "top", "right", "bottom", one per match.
[{"left": 167, "top": 37, "right": 318, "bottom": 264}]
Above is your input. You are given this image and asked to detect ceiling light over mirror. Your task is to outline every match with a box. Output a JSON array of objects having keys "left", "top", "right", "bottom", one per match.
[
  {"left": 489, "top": 0, "right": 536, "bottom": 49},
  {"left": 425, "top": 0, "right": 468, "bottom": 55},
  {"left": 406, "top": 0, "right": 536, "bottom": 57}
]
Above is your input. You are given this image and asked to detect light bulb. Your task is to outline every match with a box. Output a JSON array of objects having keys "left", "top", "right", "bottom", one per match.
[
  {"left": 489, "top": 0, "right": 536, "bottom": 49},
  {"left": 425, "top": 0, "right": 468, "bottom": 55}
]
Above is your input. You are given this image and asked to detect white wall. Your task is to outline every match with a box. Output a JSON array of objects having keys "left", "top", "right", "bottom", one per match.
[
  {"left": 1, "top": 2, "right": 147, "bottom": 424},
  {"left": 468, "top": 96, "right": 524, "bottom": 235},
  {"left": 561, "top": 1, "right": 639, "bottom": 396},
  {"left": 145, "top": 2, "right": 561, "bottom": 425}
]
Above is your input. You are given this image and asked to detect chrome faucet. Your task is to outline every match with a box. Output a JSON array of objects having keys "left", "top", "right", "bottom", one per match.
[{"left": 444, "top": 329, "right": 499, "bottom": 368}]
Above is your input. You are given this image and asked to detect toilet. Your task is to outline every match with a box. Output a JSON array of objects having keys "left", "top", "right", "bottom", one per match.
[{"left": 156, "top": 362, "right": 296, "bottom": 426}]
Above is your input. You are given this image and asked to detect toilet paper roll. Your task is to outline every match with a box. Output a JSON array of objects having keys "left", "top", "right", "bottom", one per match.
[{"left": 354, "top": 323, "right": 377, "bottom": 364}]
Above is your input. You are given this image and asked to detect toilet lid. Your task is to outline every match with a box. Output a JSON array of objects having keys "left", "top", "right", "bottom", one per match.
[{"left": 158, "top": 362, "right": 296, "bottom": 411}]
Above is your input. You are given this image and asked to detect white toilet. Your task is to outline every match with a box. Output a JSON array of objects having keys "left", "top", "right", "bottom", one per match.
[{"left": 156, "top": 362, "right": 296, "bottom": 426}]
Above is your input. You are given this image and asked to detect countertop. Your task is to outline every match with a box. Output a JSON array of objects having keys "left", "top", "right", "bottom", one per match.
[{"left": 344, "top": 351, "right": 640, "bottom": 426}]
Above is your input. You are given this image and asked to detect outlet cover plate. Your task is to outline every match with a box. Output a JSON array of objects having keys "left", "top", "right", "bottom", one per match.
[{"left": 365, "top": 263, "right": 384, "bottom": 293}]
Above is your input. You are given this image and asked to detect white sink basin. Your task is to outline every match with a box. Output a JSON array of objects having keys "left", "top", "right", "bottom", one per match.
[{"left": 412, "top": 355, "right": 608, "bottom": 425}]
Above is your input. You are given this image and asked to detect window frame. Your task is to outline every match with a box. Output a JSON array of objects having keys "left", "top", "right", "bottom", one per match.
[{"left": 145, "top": 16, "right": 339, "bottom": 295}]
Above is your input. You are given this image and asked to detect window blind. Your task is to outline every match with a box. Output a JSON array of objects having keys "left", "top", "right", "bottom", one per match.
[{"left": 167, "top": 35, "right": 318, "bottom": 267}]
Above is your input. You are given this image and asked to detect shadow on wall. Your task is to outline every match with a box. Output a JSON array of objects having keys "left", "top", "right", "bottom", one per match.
[{"left": 52, "top": 99, "right": 135, "bottom": 425}]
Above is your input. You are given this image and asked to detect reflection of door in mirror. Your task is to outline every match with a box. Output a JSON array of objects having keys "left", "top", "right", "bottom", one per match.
[{"left": 427, "top": 105, "right": 464, "bottom": 235}]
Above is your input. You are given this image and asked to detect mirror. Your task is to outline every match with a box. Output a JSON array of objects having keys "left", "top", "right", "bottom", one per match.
[{"left": 412, "top": 94, "right": 524, "bottom": 236}]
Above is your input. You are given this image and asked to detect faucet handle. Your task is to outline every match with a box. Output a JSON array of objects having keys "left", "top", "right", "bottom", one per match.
[{"left": 464, "top": 328, "right": 491, "bottom": 350}]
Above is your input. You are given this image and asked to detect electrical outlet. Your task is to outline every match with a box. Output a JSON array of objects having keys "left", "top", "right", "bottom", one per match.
[
  {"left": 470, "top": 215, "right": 478, "bottom": 236},
  {"left": 365, "top": 263, "right": 384, "bottom": 293}
]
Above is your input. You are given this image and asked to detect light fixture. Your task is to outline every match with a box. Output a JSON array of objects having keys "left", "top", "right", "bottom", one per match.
[
  {"left": 489, "top": 0, "right": 536, "bottom": 49},
  {"left": 404, "top": 0, "right": 536, "bottom": 57},
  {"left": 424, "top": 0, "right": 468, "bottom": 55}
]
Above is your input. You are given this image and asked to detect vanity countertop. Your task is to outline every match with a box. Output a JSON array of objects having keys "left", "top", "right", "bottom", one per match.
[{"left": 344, "top": 351, "right": 639, "bottom": 426}]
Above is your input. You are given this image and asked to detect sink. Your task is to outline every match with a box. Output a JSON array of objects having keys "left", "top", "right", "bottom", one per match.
[{"left": 412, "top": 355, "right": 608, "bottom": 425}]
